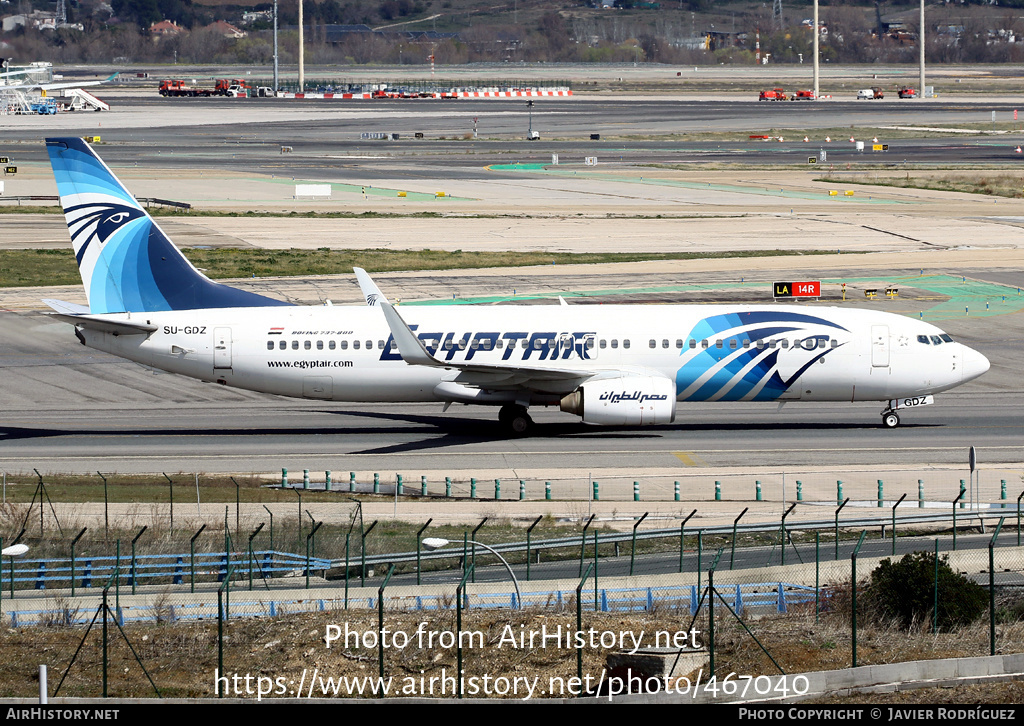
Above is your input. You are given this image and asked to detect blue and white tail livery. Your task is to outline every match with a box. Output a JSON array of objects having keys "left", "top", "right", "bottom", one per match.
[
  {"left": 46, "top": 137, "right": 289, "bottom": 313},
  {"left": 43, "top": 137, "right": 990, "bottom": 434}
]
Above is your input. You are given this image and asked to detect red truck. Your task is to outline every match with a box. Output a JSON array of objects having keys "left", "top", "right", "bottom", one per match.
[
  {"left": 791, "top": 89, "right": 816, "bottom": 101},
  {"left": 158, "top": 79, "right": 248, "bottom": 97},
  {"left": 759, "top": 87, "right": 788, "bottom": 101}
]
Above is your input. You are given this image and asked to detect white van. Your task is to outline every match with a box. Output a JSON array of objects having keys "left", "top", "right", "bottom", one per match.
[{"left": 857, "top": 88, "right": 874, "bottom": 100}]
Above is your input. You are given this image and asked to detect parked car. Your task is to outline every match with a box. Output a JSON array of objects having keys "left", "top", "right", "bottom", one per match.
[{"left": 857, "top": 89, "right": 874, "bottom": 100}]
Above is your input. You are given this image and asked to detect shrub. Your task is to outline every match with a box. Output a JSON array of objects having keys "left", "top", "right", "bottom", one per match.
[{"left": 862, "top": 551, "right": 987, "bottom": 631}]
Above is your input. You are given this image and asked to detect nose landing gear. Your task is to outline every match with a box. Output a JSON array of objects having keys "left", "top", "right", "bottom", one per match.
[{"left": 881, "top": 409, "right": 900, "bottom": 428}]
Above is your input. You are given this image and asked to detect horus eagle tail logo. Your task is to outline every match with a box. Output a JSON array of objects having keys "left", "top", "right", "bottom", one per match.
[{"left": 65, "top": 201, "right": 146, "bottom": 265}]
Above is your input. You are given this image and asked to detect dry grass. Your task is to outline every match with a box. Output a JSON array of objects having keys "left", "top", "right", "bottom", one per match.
[{"left": 3, "top": 599, "right": 1024, "bottom": 700}]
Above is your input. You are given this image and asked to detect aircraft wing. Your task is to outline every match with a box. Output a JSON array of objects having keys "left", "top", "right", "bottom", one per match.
[
  {"left": 379, "top": 302, "right": 592, "bottom": 392},
  {"left": 2, "top": 73, "right": 117, "bottom": 92}
]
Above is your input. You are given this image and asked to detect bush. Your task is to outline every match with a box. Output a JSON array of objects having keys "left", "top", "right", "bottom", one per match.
[{"left": 862, "top": 551, "right": 987, "bottom": 631}]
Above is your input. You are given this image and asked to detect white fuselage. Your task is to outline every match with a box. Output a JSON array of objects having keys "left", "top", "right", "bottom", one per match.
[{"left": 75, "top": 303, "right": 987, "bottom": 410}]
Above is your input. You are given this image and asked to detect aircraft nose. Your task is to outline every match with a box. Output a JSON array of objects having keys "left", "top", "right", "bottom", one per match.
[{"left": 961, "top": 346, "right": 990, "bottom": 383}]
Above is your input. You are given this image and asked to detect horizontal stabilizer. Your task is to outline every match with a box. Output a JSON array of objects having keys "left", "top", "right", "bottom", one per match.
[
  {"left": 47, "top": 311, "right": 157, "bottom": 336},
  {"left": 43, "top": 298, "right": 90, "bottom": 315}
]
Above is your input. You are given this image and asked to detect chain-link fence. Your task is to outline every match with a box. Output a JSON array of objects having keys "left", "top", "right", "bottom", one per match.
[{"left": 2, "top": 468, "right": 1023, "bottom": 700}]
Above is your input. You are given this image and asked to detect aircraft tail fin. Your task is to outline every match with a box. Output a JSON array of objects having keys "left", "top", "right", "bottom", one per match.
[{"left": 45, "top": 137, "right": 292, "bottom": 314}]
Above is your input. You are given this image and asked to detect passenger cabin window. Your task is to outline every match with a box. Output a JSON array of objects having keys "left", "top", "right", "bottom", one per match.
[
  {"left": 279, "top": 341, "right": 286, "bottom": 350},
  {"left": 611, "top": 340, "right": 618, "bottom": 349},
  {"left": 701, "top": 340, "right": 709, "bottom": 349},
  {"left": 316, "top": 340, "right": 323, "bottom": 350},
  {"left": 756, "top": 340, "right": 766, "bottom": 350},
  {"left": 600, "top": 340, "right": 607, "bottom": 349},
  {"left": 716, "top": 339, "right": 723, "bottom": 349},
  {"left": 329, "top": 341, "right": 336, "bottom": 350},
  {"left": 353, "top": 341, "right": 360, "bottom": 350},
  {"left": 292, "top": 340, "right": 299, "bottom": 350},
  {"left": 378, "top": 340, "right": 385, "bottom": 349},
  {"left": 267, "top": 341, "right": 274, "bottom": 350},
  {"left": 689, "top": 339, "right": 696, "bottom": 349},
  {"left": 676, "top": 339, "right": 683, "bottom": 349},
  {"left": 623, "top": 339, "right": 631, "bottom": 349},
  {"left": 729, "top": 339, "right": 737, "bottom": 350},
  {"left": 649, "top": 339, "right": 656, "bottom": 349},
  {"left": 390, "top": 340, "right": 397, "bottom": 350},
  {"left": 662, "top": 339, "right": 669, "bottom": 349},
  {"left": 341, "top": 340, "right": 348, "bottom": 350},
  {"left": 830, "top": 340, "right": 839, "bottom": 349}
]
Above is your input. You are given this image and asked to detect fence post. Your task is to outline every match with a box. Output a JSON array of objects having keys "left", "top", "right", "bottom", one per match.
[
  {"left": 1001, "top": 480, "right": 1007, "bottom": 509},
  {"left": 837, "top": 480, "right": 843, "bottom": 505},
  {"left": 373, "top": 473, "right": 380, "bottom": 494},
  {"left": 633, "top": 481, "right": 640, "bottom": 502},
  {"left": 376, "top": 564, "right": 396, "bottom": 697},
  {"left": 674, "top": 481, "right": 680, "bottom": 502},
  {"left": 325, "top": 471, "right": 331, "bottom": 491},
  {"left": 679, "top": 509, "right": 696, "bottom": 574},
  {"left": 281, "top": 468, "right": 287, "bottom": 488},
  {"left": 421, "top": 476, "right": 428, "bottom": 497},
  {"left": 755, "top": 480, "right": 762, "bottom": 501},
  {"left": 545, "top": 481, "right": 551, "bottom": 500},
  {"left": 918, "top": 479, "right": 925, "bottom": 508},
  {"left": 796, "top": 480, "right": 803, "bottom": 502},
  {"left": 494, "top": 479, "right": 500, "bottom": 500},
  {"left": 349, "top": 472, "right": 356, "bottom": 492},
  {"left": 470, "top": 478, "right": 476, "bottom": 499},
  {"left": 990, "top": 518, "right": 1005, "bottom": 656},
  {"left": 446, "top": 477, "right": 452, "bottom": 497},
  {"left": 730, "top": 508, "right": 748, "bottom": 570},
  {"left": 835, "top": 498, "right": 849, "bottom": 560},
  {"left": 629, "top": 513, "right": 648, "bottom": 576},
  {"left": 891, "top": 493, "right": 907, "bottom": 555},
  {"left": 877, "top": 479, "right": 884, "bottom": 508},
  {"left": 519, "top": 480, "right": 525, "bottom": 501},
  {"left": 953, "top": 490, "right": 965, "bottom": 550},
  {"left": 851, "top": 530, "right": 868, "bottom": 668},
  {"left": 526, "top": 515, "right": 542, "bottom": 582},
  {"left": 302, "top": 469, "right": 309, "bottom": 490}
]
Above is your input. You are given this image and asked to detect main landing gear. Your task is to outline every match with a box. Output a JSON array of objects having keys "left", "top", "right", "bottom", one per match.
[
  {"left": 881, "top": 409, "right": 901, "bottom": 429},
  {"left": 499, "top": 404, "right": 533, "bottom": 435}
]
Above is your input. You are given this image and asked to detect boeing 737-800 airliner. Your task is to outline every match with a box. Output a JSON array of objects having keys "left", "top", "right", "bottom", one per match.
[{"left": 42, "top": 137, "right": 990, "bottom": 435}]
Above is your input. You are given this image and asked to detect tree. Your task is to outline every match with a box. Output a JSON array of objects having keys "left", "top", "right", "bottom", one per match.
[{"left": 862, "top": 551, "right": 987, "bottom": 631}]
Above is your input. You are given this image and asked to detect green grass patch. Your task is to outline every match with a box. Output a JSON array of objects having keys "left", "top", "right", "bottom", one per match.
[
  {"left": 814, "top": 171, "right": 1024, "bottom": 199},
  {"left": 0, "top": 247, "right": 839, "bottom": 289}
]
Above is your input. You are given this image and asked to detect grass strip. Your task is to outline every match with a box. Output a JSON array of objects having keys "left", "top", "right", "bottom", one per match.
[{"left": 0, "top": 248, "right": 838, "bottom": 289}]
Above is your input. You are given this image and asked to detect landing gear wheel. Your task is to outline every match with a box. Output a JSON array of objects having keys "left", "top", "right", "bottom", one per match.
[
  {"left": 882, "top": 411, "right": 900, "bottom": 429},
  {"left": 499, "top": 404, "right": 533, "bottom": 436}
]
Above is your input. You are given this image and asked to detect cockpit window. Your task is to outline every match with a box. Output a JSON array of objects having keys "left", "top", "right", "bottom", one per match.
[
  {"left": 917, "top": 335, "right": 930, "bottom": 345},
  {"left": 930, "top": 335, "right": 942, "bottom": 345},
  {"left": 940, "top": 334, "right": 953, "bottom": 343}
]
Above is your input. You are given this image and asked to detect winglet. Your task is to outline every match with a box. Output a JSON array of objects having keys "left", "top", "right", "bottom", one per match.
[
  {"left": 353, "top": 267, "right": 389, "bottom": 306},
  {"left": 379, "top": 303, "right": 441, "bottom": 367}
]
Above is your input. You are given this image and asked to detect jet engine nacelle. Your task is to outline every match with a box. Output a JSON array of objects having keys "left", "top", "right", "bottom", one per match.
[{"left": 560, "top": 376, "right": 677, "bottom": 425}]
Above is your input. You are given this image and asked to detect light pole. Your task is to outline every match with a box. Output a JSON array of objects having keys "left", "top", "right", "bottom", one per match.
[{"left": 423, "top": 538, "right": 522, "bottom": 608}]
